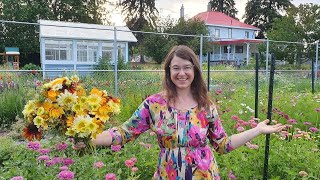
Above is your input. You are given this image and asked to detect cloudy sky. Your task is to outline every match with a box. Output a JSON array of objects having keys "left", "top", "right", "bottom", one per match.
[{"left": 110, "top": 0, "right": 319, "bottom": 25}]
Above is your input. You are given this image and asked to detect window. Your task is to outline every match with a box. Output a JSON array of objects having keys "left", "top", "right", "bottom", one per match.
[
  {"left": 45, "top": 40, "right": 72, "bottom": 61},
  {"left": 228, "top": 28, "right": 232, "bottom": 38},
  {"left": 245, "top": 31, "right": 249, "bottom": 39},
  {"left": 77, "top": 41, "right": 98, "bottom": 62},
  {"left": 235, "top": 46, "right": 243, "bottom": 53},
  {"left": 215, "top": 29, "right": 220, "bottom": 38}
]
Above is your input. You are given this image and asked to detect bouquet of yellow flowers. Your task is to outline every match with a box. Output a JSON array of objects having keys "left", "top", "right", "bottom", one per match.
[{"left": 22, "top": 76, "right": 120, "bottom": 146}]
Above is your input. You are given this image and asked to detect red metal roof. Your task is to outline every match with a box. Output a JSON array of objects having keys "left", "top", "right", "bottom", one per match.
[{"left": 193, "top": 11, "right": 260, "bottom": 30}]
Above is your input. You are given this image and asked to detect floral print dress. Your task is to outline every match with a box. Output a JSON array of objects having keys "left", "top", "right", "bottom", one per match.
[{"left": 108, "top": 94, "right": 234, "bottom": 180}]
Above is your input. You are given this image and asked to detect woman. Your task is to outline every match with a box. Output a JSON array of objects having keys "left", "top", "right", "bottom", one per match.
[{"left": 82, "top": 45, "right": 284, "bottom": 179}]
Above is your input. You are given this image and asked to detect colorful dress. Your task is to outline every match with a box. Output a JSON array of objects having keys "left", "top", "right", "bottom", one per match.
[{"left": 108, "top": 94, "right": 234, "bottom": 180}]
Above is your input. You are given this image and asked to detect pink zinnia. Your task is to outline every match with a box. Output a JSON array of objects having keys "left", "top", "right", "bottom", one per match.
[
  {"left": 105, "top": 173, "right": 116, "bottom": 180},
  {"left": 56, "top": 142, "right": 68, "bottom": 151},
  {"left": 93, "top": 161, "right": 105, "bottom": 168},
  {"left": 314, "top": 108, "right": 320, "bottom": 112},
  {"left": 124, "top": 159, "right": 135, "bottom": 167},
  {"left": 57, "top": 170, "right": 74, "bottom": 180},
  {"left": 303, "top": 122, "right": 312, "bottom": 125},
  {"left": 60, "top": 166, "right": 69, "bottom": 171},
  {"left": 236, "top": 126, "right": 245, "bottom": 132},
  {"left": 309, "top": 127, "right": 319, "bottom": 132},
  {"left": 231, "top": 115, "right": 240, "bottom": 121},
  {"left": 228, "top": 171, "right": 237, "bottom": 180},
  {"left": 63, "top": 158, "right": 74, "bottom": 166},
  {"left": 131, "top": 167, "right": 138, "bottom": 173},
  {"left": 130, "top": 157, "right": 137, "bottom": 163},
  {"left": 111, "top": 145, "right": 121, "bottom": 152},
  {"left": 38, "top": 148, "right": 51, "bottom": 155},
  {"left": 37, "top": 155, "right": 50, "bottom": 162},
  {"left": 287, "top": 119, "right": 297, "bottom": 124},
  {"left": 27, "top": 141, "right": 41, "bottom": 150},
  {"left": 10, "top": 176, "right": 24, "bottom": 180}
]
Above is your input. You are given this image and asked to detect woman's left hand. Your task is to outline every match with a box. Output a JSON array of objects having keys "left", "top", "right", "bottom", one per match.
[{"left": 256, "top": 119, "right": 286, "bottom": 134}]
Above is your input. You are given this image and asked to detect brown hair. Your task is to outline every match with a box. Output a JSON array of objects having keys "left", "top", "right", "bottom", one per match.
[{"left": 162, "top": 45, "right": 213, "bottom": 111}]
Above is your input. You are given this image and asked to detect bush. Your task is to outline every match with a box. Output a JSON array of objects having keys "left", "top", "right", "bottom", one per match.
[
  {"left": 0, "top": 88, "right": 25, "bottom": 129},
  {"left": 21, "top": 63, "right": 41, "bottom": 70}
]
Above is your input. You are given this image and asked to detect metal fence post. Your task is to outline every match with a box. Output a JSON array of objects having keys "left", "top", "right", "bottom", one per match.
[{"left": 113, "top": 27, "right": 118, "bottom": 96}]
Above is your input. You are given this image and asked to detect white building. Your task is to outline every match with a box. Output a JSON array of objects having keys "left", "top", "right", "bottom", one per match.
[
  {"left": 39, "top": 20, "right": 137, "bottom": 76},
  {"left": 193, "top": 9, "right": 262, "bottom": 65}
]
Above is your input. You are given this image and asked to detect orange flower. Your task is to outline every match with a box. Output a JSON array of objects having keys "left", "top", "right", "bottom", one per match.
[
  {"left": 90, "top": 88, "right": 103, "bottom": 96},
  {"left": 23, "top": 123, "right": 43, "bottom": 141}
]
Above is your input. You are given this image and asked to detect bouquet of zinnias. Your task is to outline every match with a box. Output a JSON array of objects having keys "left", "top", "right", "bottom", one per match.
[{"left": 22, "top": 76, "right": 120, "bottom": 147}]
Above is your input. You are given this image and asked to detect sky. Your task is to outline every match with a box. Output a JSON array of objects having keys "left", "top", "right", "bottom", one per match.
[{"left": 109, "top": 0, "right": 320, "bottom": 26}]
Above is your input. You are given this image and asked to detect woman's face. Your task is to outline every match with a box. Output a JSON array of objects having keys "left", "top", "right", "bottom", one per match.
[{"left": 169, "top": 55, "right": 195, "bottom": 91}]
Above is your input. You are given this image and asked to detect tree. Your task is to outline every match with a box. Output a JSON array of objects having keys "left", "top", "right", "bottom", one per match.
[
  {"left": 168, "top": 18, "right": 209, "bottom": 55},
  {"left": 243, "top": 0, "right": 293, "bottom": 38},
  {"left": 266, "top": 3, "right": 320, "bottom": 64},
  {"left": 0, "top": 0, "right": 109, "bottom": 66},
  {"left": 143, "top": 17, "right": 209, "bottom": 64},
  {"left": 209, "top": 0, "right": 238, "bottom": 19},
  {"left": 121, "top": 0, "right": 158, "bottom": 62}
]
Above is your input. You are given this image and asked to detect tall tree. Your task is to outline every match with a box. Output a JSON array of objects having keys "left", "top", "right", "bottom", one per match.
[
  {"left": 209, "top": 0, "right": 238, "bottom": 19},
  {"left": 266, "top": 3, "right": 320, "bottom": 64},
  {"left": 0, "top": 0, "right": 109, "bottom": 66},
  {"left": 121, "top": 0, "right": 158, "bottom": 62},
  {"left": 243, "top": 0, "right": 293, "bottom": 38}
]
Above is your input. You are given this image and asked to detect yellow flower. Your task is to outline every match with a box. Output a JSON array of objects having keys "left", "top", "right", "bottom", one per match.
[
  {"left": 70, "top": 75, "right": 79, "bottom": 83},
  {"left": 95, "top": 106, "right": 110, "bottom": 122},
  {"left": 49, "top": 104, "right": 64, "bottom": 118},
  {"left": 65, "top": 127, "right": 77, "bottom": 137},
  {"left": 22, "top": 100, "right": 36, "bottom": 118},
  {"left": 77, "top": 86, "right": 86, "bottom": 96},
  {"left": 36, "top": 107, "right": 45, "bottom": 116},
  {"left": 73, "top": 115, "right": 91, "bottom": 133},
  {"left": 107, "top": 100, "right": 121, "bottom": 114},
  {"left": 66, "top": 116, "right": 74, "bottom": 127},
  {"left": 90, "top": 88, "right": 103, "bottom": 97},
  {"left": 78, "top": 96, "right": 87, "bottom": 104},
  {"left": 51, "top": 77, "right": 66, "bottom": 86},
  {"left": 87, "top": 94, "right": 102, "bottom": 105},
  {"left": 57, "top": 90, "right": 78, "bottom": 109},
  {"left": 34, "top": 116, "right": 45, "bottom": 128}
]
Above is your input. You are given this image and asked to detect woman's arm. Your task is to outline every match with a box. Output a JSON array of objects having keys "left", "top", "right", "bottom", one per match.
[
  {"left": 230, "top": 119, "right": 285, "bottom": 149},
  {"left": 92, "top": 131, "right": 112, "bottom": 146}
]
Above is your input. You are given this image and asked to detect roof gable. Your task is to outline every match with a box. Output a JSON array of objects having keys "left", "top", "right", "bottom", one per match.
[{"left": 193, "top": 11, "right": 260, "bottom": 30}]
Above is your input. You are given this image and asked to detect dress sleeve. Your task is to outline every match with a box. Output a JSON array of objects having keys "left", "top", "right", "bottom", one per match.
[
  {"left": 108, "top": 99, "right": 151, "bottom": 146},
  {"left": 207, "top": 107, "right": 234, "bottom": 154}
]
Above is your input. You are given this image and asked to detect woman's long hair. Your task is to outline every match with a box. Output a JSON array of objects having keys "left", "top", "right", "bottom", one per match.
[{"left": 162, "top": 45, "right": 213, "bottom": 111}]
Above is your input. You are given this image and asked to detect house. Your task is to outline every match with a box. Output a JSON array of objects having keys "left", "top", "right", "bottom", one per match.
[
  {"left": 0, "top": 47, "right": 20, "bottom": 70},
  {"left": 39, "top": 20, "right": 137, "bottom": 77},
  {"left": 192, "top": 4, "right": 262, "bottom": 65}
]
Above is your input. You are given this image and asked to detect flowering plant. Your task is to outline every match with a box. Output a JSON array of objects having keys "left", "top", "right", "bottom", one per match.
[{"left": 22, "top": 76, "right": 120, "bottom": 146}]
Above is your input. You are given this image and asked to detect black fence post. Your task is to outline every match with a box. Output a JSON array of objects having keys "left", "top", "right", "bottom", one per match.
[
  {"left": 263, "top": 53, "right": 276, "bottom": 180},
  {"left": 255, "top": 53, "right": 259, "bottom": 118}
]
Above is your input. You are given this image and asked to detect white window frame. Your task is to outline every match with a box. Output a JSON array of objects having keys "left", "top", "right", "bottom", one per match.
[
  {"left": 45, "top": 40, "right": 72, "bottom": 61},
  {"left": 228, "top": 28, "right": 232, "bottom": 39}
]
